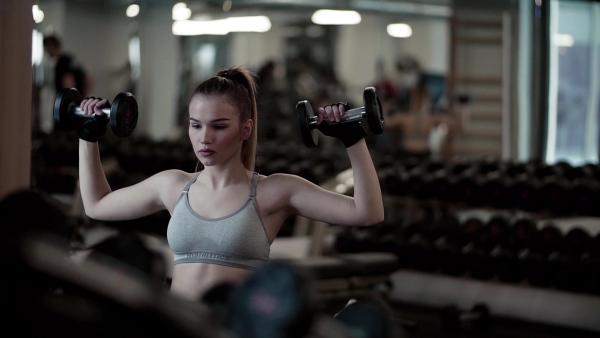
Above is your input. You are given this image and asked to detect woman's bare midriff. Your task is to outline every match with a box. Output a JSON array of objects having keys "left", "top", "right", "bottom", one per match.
[{"left": 170, "top": 262, "right": 253, "bottom": 301}]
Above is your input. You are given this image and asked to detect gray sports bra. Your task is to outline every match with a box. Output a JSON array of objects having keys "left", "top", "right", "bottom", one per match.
[{"left": 166, "top": 172, "right": 270, "bottom": 270}]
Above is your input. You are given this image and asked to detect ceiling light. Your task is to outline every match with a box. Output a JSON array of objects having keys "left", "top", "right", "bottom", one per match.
[
  {"left": 172, "top": 16, "right": 272, "bottom": 36},
  {"left": 173, "top": 2, "right": 187, "bottom": 10},
  {"left": 311, "top": 9, "right": 361, "bottom": 25},
  {"left": 172, "top": 3, "right": 192, "bottom": 21},
  {"left": 173, "top": 20, "right": 228, "bottom": 35},
  {"left": 126, "top": 4, "right": 140, "bottom": 18},
  {"left": 32, "top": 5, "right": 44, "bottom": 23},
  {"left": 350, "top": 0, "right": 452, "bottom": 18},
  {"left": 387, "top": 23, "right": 412, "bottom": 38}
]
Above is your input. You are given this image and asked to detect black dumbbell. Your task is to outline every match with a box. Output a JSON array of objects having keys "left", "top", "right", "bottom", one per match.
[
  {"left": 296, "top": 87, "right": 385, "bottom": 148},
  {"left": 564, "top": 226, "right": 593, "bottom": 257},
  {"left": 54, "top": 87, "right": 138, "bottom": 137},
  {"left": 490, "top": 244, "right": 523, "bottom": 283},
  {"left": 511, "top": 217, "right": 538, "bottom": 252},
  {"left": 534, "top": 223, "right": 564, "bottom": 255},
  {"left": 538, "top": 175, "right": 572, "bottom": 216},
  {"left": 404, "top": 225, "right": 439, "bottom": 272},
  {"left": 434, "top": 234, "right": 467, "bottom": 276},
  {"left": 462, "top": 241, "right": 495, "bottom": 280},
  {"left": 484, "top": 214, "right": 511, "bottom": 250},
  {"left": 454, "top": 168, "right": 487, "bottom": 207},
  {"left": 518, "top": 248, "right": 553, "bottom": 287},
  {"left": 482, "top": 170, "right": 515, "bottom": 209},
  {"left": 569, "top": 179, "right": 600, "bottom": 216},
  {"left": 508, "top": 173, "right": 544, "bottom": 212}
]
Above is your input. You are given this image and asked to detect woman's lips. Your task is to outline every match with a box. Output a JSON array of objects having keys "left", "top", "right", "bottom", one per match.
[{"left": 199, "top": 149, "right": 215, "bottom": 156}]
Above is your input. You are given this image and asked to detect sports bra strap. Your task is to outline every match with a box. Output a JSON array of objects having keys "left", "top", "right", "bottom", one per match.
[
  {"left": 183, "top": 174, "right": 200, "bottom": 194},
  {"left": 249, "top": 172, "right": 258, "bottom": 197}
]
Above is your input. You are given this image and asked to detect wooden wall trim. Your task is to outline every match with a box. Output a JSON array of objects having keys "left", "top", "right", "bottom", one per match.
[{"left": 0, "top": 0, "right": 34, "bottom": 200}]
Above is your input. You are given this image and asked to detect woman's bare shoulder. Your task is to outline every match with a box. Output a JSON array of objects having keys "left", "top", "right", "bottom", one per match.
[
  {"left": 256, "top": 172, "right": 310, "bottom": 193},
  {"left": 254, "top": 173, "right": 303, "bottom": 215},
  {"left": 150, "top": 169, "right": 197, "bottom": 192},
  {"left": 151, "top": 169, "right": 198, "bottom": 211},
  {"left": 154, "top": 168, "right": 196, "bottom": 181},
  {"left": 257, "top": 172, "right": 296, "bottom": 183}
]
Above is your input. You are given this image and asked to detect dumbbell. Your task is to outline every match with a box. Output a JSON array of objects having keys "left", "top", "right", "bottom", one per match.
[
  {"left": 490, "top": 244, "right": 522, "bottom": 283},
  {"left": 53, "top": 87, "right": 138, "bottom": 137},
  {"left": 296, "top": 87, "right": 385, "bottom": 148},
  {"left": 518, "top": 247, "right": 553, "bottom": 287},
  {"left": 462, "top": 241, "right": 495, "bottom": 280}
]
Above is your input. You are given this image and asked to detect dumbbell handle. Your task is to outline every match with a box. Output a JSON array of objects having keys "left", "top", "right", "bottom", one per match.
[
  {"left": 73, "top": 106, "right": 111, "bottom": 118},
  {"left": 308, "top": 107, "right": 365, "bottom": 127}
]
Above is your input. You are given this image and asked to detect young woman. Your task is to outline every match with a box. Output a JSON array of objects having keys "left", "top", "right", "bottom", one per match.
[{"left": 77, "top": 66, "right": 384, "bottom": 302}]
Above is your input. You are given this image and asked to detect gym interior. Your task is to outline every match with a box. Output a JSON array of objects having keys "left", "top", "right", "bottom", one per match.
[{"left": 2, "top": 0, "right": 600, "bottom": 337}]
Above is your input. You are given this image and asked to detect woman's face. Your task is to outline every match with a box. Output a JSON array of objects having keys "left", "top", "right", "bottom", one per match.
[{"left": 188, "top": 95, "right": 252, "bottom": 168}]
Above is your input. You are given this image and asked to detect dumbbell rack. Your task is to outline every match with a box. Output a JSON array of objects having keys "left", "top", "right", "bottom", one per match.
[
  {"left": 378, "top": 175, "right": 600, "bottom": 334},
  {"left": 283, "top": 160, "right": 600, "bottom": 334}
]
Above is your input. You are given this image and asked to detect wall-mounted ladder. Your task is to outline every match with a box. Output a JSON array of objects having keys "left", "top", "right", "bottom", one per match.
[{"left": 448, "top": 11, "right": 512, "bottom": 159}]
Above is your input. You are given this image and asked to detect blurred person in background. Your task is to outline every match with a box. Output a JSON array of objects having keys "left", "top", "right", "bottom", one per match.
[{"left": 43, "top": 34, "right": 93, "bottom": 98}]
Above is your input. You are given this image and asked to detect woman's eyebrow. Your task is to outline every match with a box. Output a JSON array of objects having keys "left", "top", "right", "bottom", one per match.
[{"left": 189, "top": 117, "right": 231, "bottom": 122}]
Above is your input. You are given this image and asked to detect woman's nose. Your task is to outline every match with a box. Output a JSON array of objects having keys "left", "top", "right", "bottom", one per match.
[{"left": 200, "top": 129, "right": 212, "bottom": 144}]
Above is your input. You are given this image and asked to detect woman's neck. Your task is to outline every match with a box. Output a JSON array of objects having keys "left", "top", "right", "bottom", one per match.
[{"left": 198, "top": 164, "right": 250, "bottom": 190}]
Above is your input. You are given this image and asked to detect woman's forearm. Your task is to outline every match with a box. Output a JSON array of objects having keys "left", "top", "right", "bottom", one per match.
[
  {"left": 346, "top": 139, "right": 385, "bottom": 224},
  {"left": 78, "top": 140, "right": 112, "bottom": 216}
]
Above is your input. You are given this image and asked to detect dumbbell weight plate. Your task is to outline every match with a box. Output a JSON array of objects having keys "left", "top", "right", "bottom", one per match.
[
  {"left": 111, "top": 92, "right": 138, "bottom": 137},
  {"left": 296, "top": 100, "right": 319, "bottom": 148},
  {"left": 363, "top": 86, "right": 385, "bottom": 135},
  {"left": 53, "top": 88, "right": 82, "bottom": 132}
]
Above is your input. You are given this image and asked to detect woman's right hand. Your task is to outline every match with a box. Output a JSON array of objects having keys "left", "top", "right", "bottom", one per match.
[
  {"left": 80, "top": 96, "right": 110, "bottom": 116},
  {"left": 316, "top": 102, "right": 367, "bottom": 148},
  {"left": 78, "top": 96, "right": 110, "bottom": 142}
]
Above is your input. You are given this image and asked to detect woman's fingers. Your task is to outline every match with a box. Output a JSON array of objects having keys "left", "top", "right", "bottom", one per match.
[
  {"left": 94, "top": 99, "right": 108, "bottom": 114},
  {"left": 80, "top": 97, "right": 106, "bottom": 115},
  {"left": 317, "top": 104, "right": 345, "bottom": 123}
]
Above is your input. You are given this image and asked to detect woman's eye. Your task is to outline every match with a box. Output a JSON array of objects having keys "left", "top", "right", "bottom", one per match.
[
  {"left": 214, "top": 125, "right": 226, "bottom": 130},
  {"left": 191, "top": 124, "right": 200, "bottom": 129}
]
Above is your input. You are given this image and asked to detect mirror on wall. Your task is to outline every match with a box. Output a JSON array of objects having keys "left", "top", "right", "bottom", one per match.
[
  {"left": 33, "top": 0, "right": 453, "bottom": 140},
  {"left": 31, "top": 0, "right": 455, "bottom": 207}
]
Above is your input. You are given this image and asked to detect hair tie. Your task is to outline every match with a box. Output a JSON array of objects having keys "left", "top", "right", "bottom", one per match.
[{"left": 221, "top": 71, "right": 229, "bottom": 79}]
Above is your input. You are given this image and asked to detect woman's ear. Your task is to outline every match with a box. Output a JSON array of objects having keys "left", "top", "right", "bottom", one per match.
[{"left": 240, "top": 119, "right": 253, "bottom": 141}]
